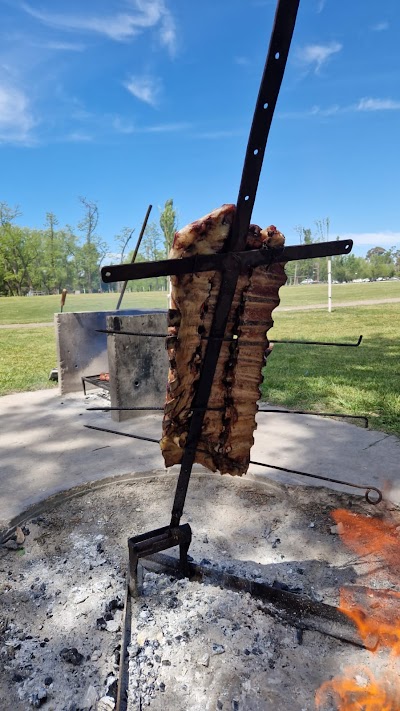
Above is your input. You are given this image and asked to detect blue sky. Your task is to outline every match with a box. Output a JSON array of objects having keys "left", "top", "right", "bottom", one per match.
[{"left": 1, "top": 0, "right": 399, "bottom": 256}]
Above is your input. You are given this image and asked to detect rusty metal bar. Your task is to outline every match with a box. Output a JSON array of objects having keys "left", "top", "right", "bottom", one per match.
[
  {"left": 116, "top": 204, "right": 152, "bottom": 311},
  {"left": 102, "top": 238, "right": 352, "bottom": 284},
  {"left": 84, "top": 425, "right": 382, "bottom": 504},
  {"left": 96, "top": 328, "right": 363, "bottom": 348}
]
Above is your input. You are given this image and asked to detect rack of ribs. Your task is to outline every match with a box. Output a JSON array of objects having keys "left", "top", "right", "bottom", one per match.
[{"left": 160, "top": 204, "right": 287, "bottom": 476}]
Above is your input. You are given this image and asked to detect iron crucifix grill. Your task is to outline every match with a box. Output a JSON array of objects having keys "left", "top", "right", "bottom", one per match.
[{"left": 100, "top": 0, "right": 356, "bottom": 595}]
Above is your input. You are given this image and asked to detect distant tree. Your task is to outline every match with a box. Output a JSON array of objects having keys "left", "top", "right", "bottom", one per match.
[
  {"left": 160, "top": 198, "right": 177, "bottom": 257},
  {"left": 0, "top": 225, "right": 41, "bottom": 295},
  {"left": 0, "top": 201, "right": 21, "bottom": 227},
  {"left": 366, "top": 246, "right": 387, "bottom": 261},
  {"left": 115, "top": 227, "right": 135, "bottom": 264},
  {"left": 76, "top": 197, "right": 108, "bottom": 292},
  {"left": 315, "top": 217, "right": 330, "bottom": 284},
  {"left": 138, "top": 221, "right": 166, "bottom": 291},
  {"left": 292, "top": 225, "right": 314, "bottom": 281},
  {"left": 141, "top": 222, "right": 163, "bottom": 262}
]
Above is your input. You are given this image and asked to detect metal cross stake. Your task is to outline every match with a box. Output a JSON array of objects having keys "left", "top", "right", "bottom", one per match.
[{"left": 101, "top": 0, "right": 354, "bottom": 597}]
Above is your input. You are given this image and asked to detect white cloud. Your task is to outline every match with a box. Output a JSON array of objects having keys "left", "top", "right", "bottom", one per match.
[
  {"left": 22, "top": 1, "right": 177, "bottom": 54},
  {"left": 112, "top": 118, "right": 190, "bottom": 134},
  {"left": 193, "top": 129, "right": 244, "bottom": 139},
  {"left": 371, "top": 21, "right": 389, "bottom": 31},
  {"left": 310, "top": 104, "right": 340, "bottom": 117},
  {"left": 112, "top": 116, "right": 135, "bottom": 134},
  {"left": 142, "top": 122, "right": 191, "bottom": 133},
  {"left": 159, "top": 11, "right": 177, "bottom": 56},
  {"left": 357, "top": 97, "right": 400, "bottom": 111},
  {"left": 296, "top": 41, "right": 342, "bottom": 73},
  {"left": 41, "top": 41, "right": 85, "bottom": 52},
  {"left": 66, "top": 131, "right": 92, "bottom": 142},
  {"left": 235, "top": 56, "right": 250, "bottom": 67},
  {"left": 340, "top": 232, "right": 400, "bottom": 247},
  {"left": 124, "top": 75, "right": 161, "bottom": 107},
  {"left": 0, "top": 83, "right": 35, "bottom": 143},
  {"left": 280, "top": 96, "right": 400, "bottom": 119}
]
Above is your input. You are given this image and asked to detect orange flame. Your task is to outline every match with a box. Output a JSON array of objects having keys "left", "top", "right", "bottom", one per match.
[
  {"left": 316, "top": 668, "right": 399, "bottom": 711},
  {"left": 332, "top": 509, "right": 400, "bottom": 571},
  {"left": 315, "top": 509, "right": 400, "bottom": 710}
]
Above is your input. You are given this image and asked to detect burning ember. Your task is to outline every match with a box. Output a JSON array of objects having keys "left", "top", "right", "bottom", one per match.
[{"left": 315, "top": 509, "right": 400, "bottom": 710}]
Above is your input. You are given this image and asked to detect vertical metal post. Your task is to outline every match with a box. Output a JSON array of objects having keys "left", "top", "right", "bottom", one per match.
[
  {"left": 327, "top": 257, "right": 332, "bottom": 313},
  {"left": 116, "top": 204, "right": 152, "bottom": 311}
]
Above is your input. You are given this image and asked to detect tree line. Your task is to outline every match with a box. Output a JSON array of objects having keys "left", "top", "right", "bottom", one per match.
[
  {"left": 0, "top": 202, "right": 398, "bottom": 296},
  {"left": 0, "top": 198, "right": 177, "bottom": 296},
  {"left": 285, "top": 221, "right": 400, "bottom": 285}
]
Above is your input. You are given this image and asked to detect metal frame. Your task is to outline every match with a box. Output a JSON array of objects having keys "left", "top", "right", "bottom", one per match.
[{"left": 81, "top": 375, "right": 110, "bottom": 396}]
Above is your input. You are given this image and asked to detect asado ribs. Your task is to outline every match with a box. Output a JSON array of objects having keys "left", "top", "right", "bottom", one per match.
[{"left": 160, "top": 204, "right": 287, "bottom": 476}]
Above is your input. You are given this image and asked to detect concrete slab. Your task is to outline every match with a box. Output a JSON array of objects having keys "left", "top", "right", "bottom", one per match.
[
  {"left": 0, "top": 389, "right": 399, "bottom": 529},
  {"left": 107, "top": 312, "right": 168, "bottom": 422},
  {"left": 55, "top": 308, "right": 162, "bottom": 394}
]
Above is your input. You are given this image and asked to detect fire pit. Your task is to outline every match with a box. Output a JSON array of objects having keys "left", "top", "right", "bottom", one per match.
[{"left": 1, "top": 472, "right": 398, "bottom": 710}]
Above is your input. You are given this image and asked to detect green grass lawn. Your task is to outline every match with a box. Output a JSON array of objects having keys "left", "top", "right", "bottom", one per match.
[
  {"left": 0, "top": 291, "right": 169, "bottom": 325},
  {"left": 280, "top": 279, "right": 400, "bottom": 307},
  {"left": 1, "top": 301, "right": 399, "bottom": 437},
  {"left": 0, "top": 281, "right": 399, "bottom": 324},
  {"left": 0, "top": 327, "right": 57, "bottom": 396},
  {"left": 262, "top": 303, "right": 400, "bottom": 436}
]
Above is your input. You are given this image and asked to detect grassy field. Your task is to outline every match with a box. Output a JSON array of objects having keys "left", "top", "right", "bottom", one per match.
[
  {"left": 0, "top": 327, "right": 57, "bottom": 396},
  {"left": 0, "top": 291, "right": 169, "bottom": 325},
  {"left": 0, "top": 287, "right": 399, "bottom": 437},
  {"left": 261, "top": 303, "right": 400, "bottom": 436},
  {"left": 0, "top": 280, "right": 399, "bottom": 324}
]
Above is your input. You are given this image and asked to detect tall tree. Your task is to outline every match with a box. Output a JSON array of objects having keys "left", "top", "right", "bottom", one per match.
[
  {"left": 159, "top": 198, "right": 177, "bottom": 257},
  {"left": 44, "top": 212, "right": 59, "bottom": 292},
  {"left": 115, "top": 227, "right": 135, "bottom": 264},
  {"left": 76, "top": 197, "right": 108, "bottom": 292}
]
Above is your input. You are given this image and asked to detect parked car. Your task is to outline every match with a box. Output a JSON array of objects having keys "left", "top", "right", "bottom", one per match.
[{"left": 301, "top": 279, "right": 314, "bottom": 284}]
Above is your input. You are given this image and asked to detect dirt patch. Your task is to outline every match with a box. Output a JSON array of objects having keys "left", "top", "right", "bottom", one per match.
[{"left": 0, "top": 471, "right": 399, "bottom": 710}]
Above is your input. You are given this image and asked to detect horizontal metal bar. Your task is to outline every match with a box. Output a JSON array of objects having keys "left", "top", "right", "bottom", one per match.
[
  {"left": 84, "top": 424, "right": 159, "bottom": 444},
  {"left": 86, "top": 406, "right": 368, "bottom": 427},
  {"left": 258, "top": 409, "right": 368, "bottom": 428},
  {"left": 272, "top": 335, "right": 363, "bottom": 347},
  {"left": 250, "top": 460, "right": 382, "bottom": 504},
  {"left": 97, "top": 329, "right": 167, "bottom": 338},
  {"left": 141, "top": 553, "right": 368, "bottom": 648},
  {"left": 85, "top": 424, "right": 381, "bottom": 503},
  {"left": 96, "top": 328, "right": 363, "bottom": 349},
  {"left": 86, "top": 406, "right": 224, "bottom": 412},
  {"left": 101, "top": 239, "right": 353, "bottom": 283}
]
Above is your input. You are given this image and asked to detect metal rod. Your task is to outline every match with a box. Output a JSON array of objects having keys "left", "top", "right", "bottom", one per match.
[
  {"left": 84, "top": 425, "right": 159, "bottom": 444},
  {"left": 258, "top": 409, "right": 368, "bottom": 427},
  {"left": 96, "top": 328, "right": 363, "bottom": 348},
  {"left": 115, "top": 582, "right": 131, "bottom": 711},
  {"left": 86, "top": 406, "right": 368, "bottom": 428},
  {"left": 102, "top": 238, "right": 352, "bottom": 283},
  {"left": 140, "top": 553, "right": 369, "bottom": 648},
  {"left": 116, "top": 204, "right": 152, "bottom": 311},
  {"left": 249, "top": 460, "right": 382, "bottom": 504},
  {"left": 86, "top": 406, "right": 224, "bottom": 412},
  {"left": 84, "top": 425, "right": 382, "bottom": 504},
  {"left": 271, "top": 335, "right": 363, "bottom": 347}
]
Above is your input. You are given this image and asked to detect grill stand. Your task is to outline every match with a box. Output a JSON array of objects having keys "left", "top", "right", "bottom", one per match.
[{"left": 127, "top": 524, "right": 192, "bottom": 597}]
